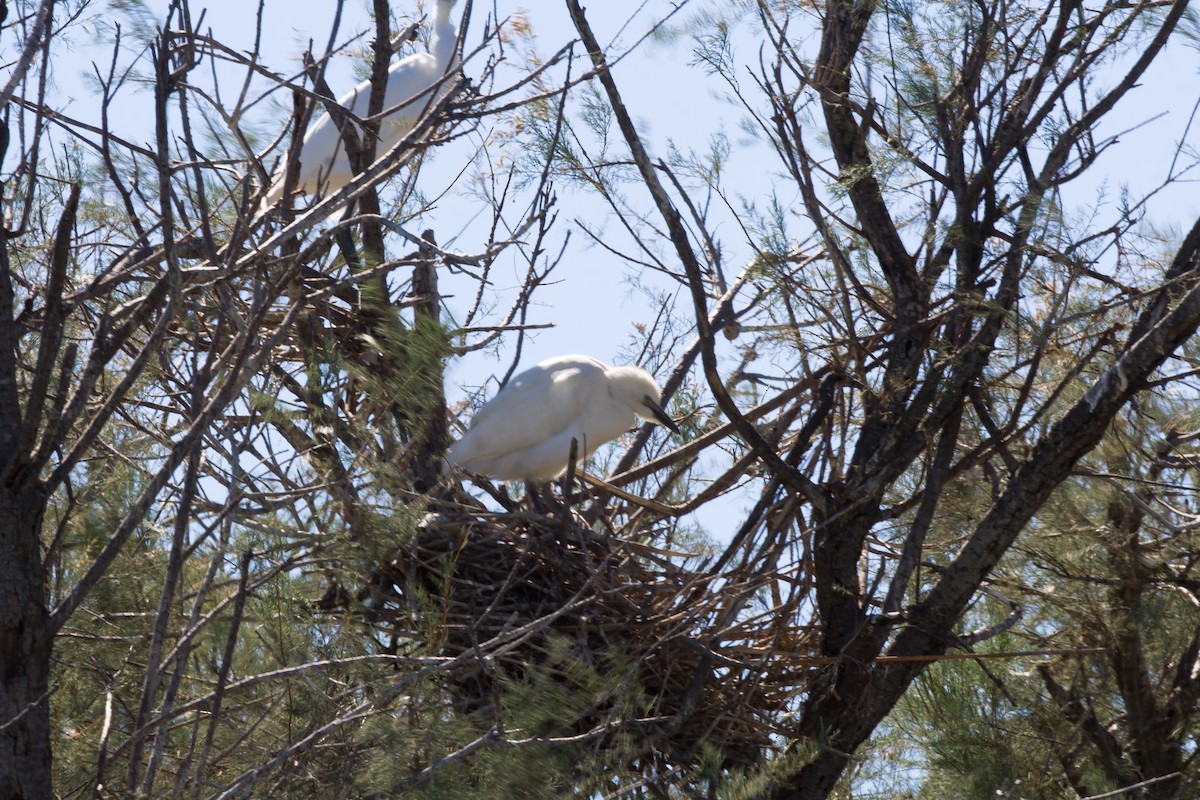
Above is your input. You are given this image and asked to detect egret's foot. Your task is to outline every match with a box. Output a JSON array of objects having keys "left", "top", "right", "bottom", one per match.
[{"left": 524, "top": 481, "right": 565, "bottom": 514}]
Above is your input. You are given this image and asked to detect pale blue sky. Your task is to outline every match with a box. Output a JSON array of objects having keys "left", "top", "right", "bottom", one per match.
[
  {"left": 59, "top": 1, "right": 763, "bottom": 375},
  {"left": 58, "top": 0, "right": 1200, "bottom": 372},
  {"left": 40, "top": 0, "right": 1200, "bottom": 534}
]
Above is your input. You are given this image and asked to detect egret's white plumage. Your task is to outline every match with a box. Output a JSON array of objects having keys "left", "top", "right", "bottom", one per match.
[
  {"left": 260, "top": 0, "right": 458, "bottom": 212},
  {"left": 447, "top": 355, "right": 681, "bottom": 482}
]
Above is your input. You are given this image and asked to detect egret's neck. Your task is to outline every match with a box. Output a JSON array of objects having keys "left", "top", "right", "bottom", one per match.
[{"left": 430, "top": 0, "right": 459, "bottom": 70}]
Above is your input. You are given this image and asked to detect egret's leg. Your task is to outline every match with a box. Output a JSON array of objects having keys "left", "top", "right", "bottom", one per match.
[{"left": 524, "top": 480, "right": 547, "bottom": 513}]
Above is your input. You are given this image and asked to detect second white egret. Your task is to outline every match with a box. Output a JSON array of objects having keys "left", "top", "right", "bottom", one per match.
[
  {"left": 447, "top": 355, "right": 681, "bottom": 482},
  {"left": 259, "top": 0, "right": 459, "bottom": 212}
]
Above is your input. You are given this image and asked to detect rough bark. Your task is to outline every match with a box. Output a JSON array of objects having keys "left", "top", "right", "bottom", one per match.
[{"left": 0, "top": 487, "right": 53, "bottom": 800}]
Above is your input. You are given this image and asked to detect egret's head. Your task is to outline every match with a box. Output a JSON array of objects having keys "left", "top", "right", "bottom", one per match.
[{"left": 608, "top": 366, "right": 682, "bottom": 435}]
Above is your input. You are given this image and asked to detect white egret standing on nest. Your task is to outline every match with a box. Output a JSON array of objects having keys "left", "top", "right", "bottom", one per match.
[
  {"left": 447, "top": 355, "right": 681, "bottom": 483},
  {"left": 259, "top": 0, "right": 459, "bottom": 213}
]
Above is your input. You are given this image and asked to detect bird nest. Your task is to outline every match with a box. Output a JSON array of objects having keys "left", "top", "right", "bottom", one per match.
[{"left": 342, "top": 499, "right": 819, "bottom": 772}]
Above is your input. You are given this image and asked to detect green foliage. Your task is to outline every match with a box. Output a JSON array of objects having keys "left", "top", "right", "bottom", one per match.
[
  {"left": 869, "top": 381, "right": 1200, "bottom": 797},
  {"left": 884, "top": 653, "right": 1074, "bottom": 800}
]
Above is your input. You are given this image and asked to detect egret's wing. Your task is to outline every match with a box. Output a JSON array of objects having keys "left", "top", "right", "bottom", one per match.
[
  {"left": 335, "top": 53, "right": 437, "bottom": 121},
  {"left": 263, "top": 45, "right": 447, "bottom": 213},
  {"left": 449, "top": 359, "right": 601, "bottom": 466}
]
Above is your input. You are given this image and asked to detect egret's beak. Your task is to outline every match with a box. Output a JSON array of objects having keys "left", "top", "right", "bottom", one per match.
[{"left": 643, "top": 397, "right": 682, "bottom": 435}]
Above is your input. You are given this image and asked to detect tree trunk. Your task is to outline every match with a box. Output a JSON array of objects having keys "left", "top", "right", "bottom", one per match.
[{"left": 0, "top": 486, "right": 54, "bottom": 800}]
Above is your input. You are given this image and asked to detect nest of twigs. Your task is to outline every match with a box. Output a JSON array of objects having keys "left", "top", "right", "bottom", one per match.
[{"left": 348, "top": 497, "right": 819, "bottom": 771}]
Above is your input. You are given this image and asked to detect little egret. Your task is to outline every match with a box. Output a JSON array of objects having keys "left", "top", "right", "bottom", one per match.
[
  {"left": 259, "top": 0, "right": 459, "bottom": 212},
  {"left": 447, "top": 355, "right": 681, "bottom": 482}
]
